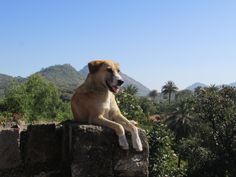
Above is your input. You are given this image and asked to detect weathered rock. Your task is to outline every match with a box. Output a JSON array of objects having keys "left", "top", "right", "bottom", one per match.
[
  {"left": 62, "top": 122, "right": 149, "bottom": 177},
  {"left": 113, "top": 129, "right": 149, "bottom": 177},
  {"left": 33, "top": 170, "right": 62, "bottom": 177},
  {"left": 0, "top": 167, "right": 25, "bottom": 177},
  {"left": 0, "top": 121, "right": 149, "bottom": 177},
  {"left": 70, "top": 125, "right": 115, "bottom": 177},
  {"left": 20, "top": 124, "right": 62, "bottom": 176},
  {"left": 0, "top": 128, "right": 21, "bottom": 170}
]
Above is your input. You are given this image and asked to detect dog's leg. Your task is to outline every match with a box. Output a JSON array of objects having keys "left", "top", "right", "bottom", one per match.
[
  {"left": 113, "top": 115, "right": 143, "bottom": 152},
  {"left": 90, "top": 116, "right": 129, "bottom": 150}
]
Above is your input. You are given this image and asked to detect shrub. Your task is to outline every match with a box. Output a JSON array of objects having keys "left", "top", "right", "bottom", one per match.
[
  {"left": 116, "top": 90, "right": 146, "bottom": 124},
  {"left": 3, "top": 75, "right": 72, "bottom": 123},
  {"left": 148, "top": 123, "right": 186, "bottom": 177}
]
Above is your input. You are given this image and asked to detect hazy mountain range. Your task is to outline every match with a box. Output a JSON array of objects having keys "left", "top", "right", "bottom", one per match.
[
  {"left": 186, "top": 82, "right": 236, "bottom": 91},
  {"left": 0, "top": 64, "right": 235, "bottom": 99}
]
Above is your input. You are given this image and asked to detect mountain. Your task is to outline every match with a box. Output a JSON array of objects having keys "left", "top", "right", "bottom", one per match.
[
  {"left": 36, "top": 64, "right": 85, "bottom": 100},
  {"left": 186, "top": 82, "right": 236, "bottom": 91},
  {"left": 37, "top": 64, "right": 85, "bottom": 91},
  {"left": 120, "top": 73, "right": 150, "bottom": 96},
  {"left": 229, "top": 82, "right": 236, "bottom": 87},
  {"left": 186, "top": 82, "right": 208, "bottom": 91},
  {"left": 78, "top": 66, "right": 150, "bottom": 96}
]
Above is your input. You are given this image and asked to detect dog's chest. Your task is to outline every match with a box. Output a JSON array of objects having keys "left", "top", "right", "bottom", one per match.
[
  {"left": 102, "top": 97, "right": 111, "bottom": 110},
  {"left": 101, "top": 93, "right": 116, "bottom": 115}
]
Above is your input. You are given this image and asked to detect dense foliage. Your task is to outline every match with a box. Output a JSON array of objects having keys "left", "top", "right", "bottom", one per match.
[
  {"left": 149, "top": 123, "right": 186, "bottom": 177},
  {"left": 161, "top": 85, "right": 236, "bottom": 177},
  {"left": 116, "top": 88, "right": 146, "bottom": 124},
  {"left": 185, "top": 86, "right": 236, "bottom": 177},
  {"left": 0, "top": 75, "right": 72, "bottom": 124}
]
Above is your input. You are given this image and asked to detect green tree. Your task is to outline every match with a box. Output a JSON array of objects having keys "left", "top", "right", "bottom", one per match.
[
  {"left": 207, "top": 84, "right": 219, "bottom": 92},
  {"left": 4, "top": 75, "right": 72, "bottom": 122},
  {"left": 148, "top": 90, "right": 158, "bottom": 101},
  {"left": 139, "top": 97, "right": 157, "bottom": 117},
  {"left": 162, "top": 81, "right": 178, "bottom": 104},
  {"left": 4, "top": 82, "right": 27, "bottom": 113},
  {"left": 175, "top": 89, "right": 193, "bottom": 101},
  {"left": 177, "top": 137, "right": 211, "bottom": 177},
  {"left": 165, "top": 98, "right": 195, "bottom": 167},
  {"left": 116, "top": 89, "right": 145, "bottom": 124},
  {"left": 165, "top": 99, "right": 195, "bottom": 141},
  {"left": 185, "top": 86, "right": 236, "bottom": 177},
  {"left": 149, "top": 123, "right": 186, "bottom": 177}
]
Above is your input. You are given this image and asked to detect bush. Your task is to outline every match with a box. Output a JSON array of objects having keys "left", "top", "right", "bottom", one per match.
[
  {"left": 148, "top": 123, "right": 186, "bottom": 177},
  {"left": 116, "top": 90, "right": 146, "bottom": 124},
  {"left": 139, "top": 97, "right": 157, "bottom": 117},
  {"left": 3, "top": 75, "right": 72, "bottom": 123},
  {"left": 187, "top": 87, "right": 236, "bottom": 177}
]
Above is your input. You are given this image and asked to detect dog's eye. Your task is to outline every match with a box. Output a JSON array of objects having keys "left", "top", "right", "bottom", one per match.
[
  {"left": 117, "top": 69, "right": 120, "bottom": 73},
  {"left": 106, "top": 68, "right": 113, "bottom": 74}
]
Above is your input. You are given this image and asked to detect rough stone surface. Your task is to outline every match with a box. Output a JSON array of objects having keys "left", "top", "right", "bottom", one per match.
[
  {"left": 0, "top": 128, "right": 21, "bottom": 170},
  {"left": 20, "top": 124, "right": 62, "bottom": 176},
  {"left": 64, "top": 122, "right": 149, "bottom": 177},
  {"left": 113, "top": 129, "right": 149, "bottom": 177},
  {"left": 69, "top": 125, "right": 115, "bottom": 177},
  {"left": 0, "top": 121, "right": 149, "bottom": 177}
]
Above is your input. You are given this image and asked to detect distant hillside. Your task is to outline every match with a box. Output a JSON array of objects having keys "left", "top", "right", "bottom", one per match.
[
  {"left": 0, "top": 74, "right": 14, "bottom": 97},
  {"left": 186, "top": 82, "right": 207, "bottom": 91},
  {"left": 36, "top": 64, "right": 85, "bottom": 100},
  {"left": 0, "top": 74, "right": 26, "bottom": 98},
  {"left": 229, "top": 82, "right": 236, "bottom": 87},
  {"left": 78, "top": 66, "right": 150, "bottom": 96},
  {"left": 37, "top": 64, "right": 85, "bottom": 91}
]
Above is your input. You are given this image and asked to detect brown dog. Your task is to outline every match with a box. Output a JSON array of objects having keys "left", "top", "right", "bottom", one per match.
[{"left": 71, "top": 60, "right": 143, "bottom": 151}]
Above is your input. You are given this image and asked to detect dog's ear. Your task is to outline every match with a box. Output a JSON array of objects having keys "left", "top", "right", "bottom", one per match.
[
  {"left": 114, "top": 62, "right": 120, "bottom": 72},
  {"left": 88, "top": 60, "right": 104, "bottom": 74}
]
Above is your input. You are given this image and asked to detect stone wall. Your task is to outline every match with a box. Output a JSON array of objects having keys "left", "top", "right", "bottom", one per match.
[{"left": 0, "top": 121, "right": 149, "bottom": 177}]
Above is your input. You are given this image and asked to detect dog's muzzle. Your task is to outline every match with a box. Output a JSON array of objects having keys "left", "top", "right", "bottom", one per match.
[
  {"left": 117, "top": 79, "right": 124, "bottom": 86},
  {"left": 106, "top": 79, "right": 124, "bottom": 93}
]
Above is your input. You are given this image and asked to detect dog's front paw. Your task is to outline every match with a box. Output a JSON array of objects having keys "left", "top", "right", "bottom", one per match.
[
  {"left": 130, "top": 120, "right": 138, "bottom": 125},
  {"left": 118, "top": 134, "right": 129, "bottom": 150},
  {"left": 132, "top": 133, "right": 143, "bottom": 152}
]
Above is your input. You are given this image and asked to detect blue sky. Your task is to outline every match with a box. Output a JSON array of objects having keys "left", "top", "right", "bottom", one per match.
[{"left": 0, "top": 0, "right": 236, "bottom": 90}]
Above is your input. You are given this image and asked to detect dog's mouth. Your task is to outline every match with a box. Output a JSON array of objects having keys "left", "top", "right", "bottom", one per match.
[{"left": 106, "top": 81, "right": 120, "bottom": 93}]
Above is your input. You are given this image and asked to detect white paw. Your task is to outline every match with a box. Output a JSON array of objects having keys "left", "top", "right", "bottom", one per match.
[
  {"left": 132, "top": 132, "right": 143, "bottom": 152},
  {"left": 130, "top": 120, "right": 138, "bottom": 125},
  {"left": 118, "top": 134, "right": 129, "bottom": 150}
]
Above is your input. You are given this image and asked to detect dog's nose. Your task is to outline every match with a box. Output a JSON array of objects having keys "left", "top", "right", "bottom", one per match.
[{"left": 117, "top": 79, "right": 124, "bottom": 86}]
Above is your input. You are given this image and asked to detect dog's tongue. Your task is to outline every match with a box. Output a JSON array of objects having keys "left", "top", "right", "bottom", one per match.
[{"left": 112, "top": 86, "right": 119, "bottom": 93}]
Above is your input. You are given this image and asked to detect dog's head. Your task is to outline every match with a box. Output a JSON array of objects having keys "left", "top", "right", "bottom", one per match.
[{"left": 88, "top": 60, "right": 124, "bottom": 93}]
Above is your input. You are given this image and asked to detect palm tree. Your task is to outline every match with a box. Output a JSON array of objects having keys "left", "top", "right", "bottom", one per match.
[
  {"left": 148, "top": 90, "right": 158, "bottom": 101},
  {"left": 161, "top": 81, "right": 178, "bottom": 104},
  {"left": 165, "top": 99, "right": 195, "bottom": 167},
  {"left": 124, "top": 85, "right": 138, "bottom": 95},
  {"left": 207, "top": 84, "right": 219, "bottom": 92}
]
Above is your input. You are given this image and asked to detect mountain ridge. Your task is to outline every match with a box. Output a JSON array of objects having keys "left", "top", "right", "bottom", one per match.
[
  {"left": 36, "top": 64, "right": 85, "bottom": 92},
  {"left": 0, "top": 64, "right": 151, "bottom": 98},
  {"left": 185, "top": 82, "right": 208, "bottom": 91}
]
